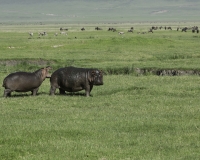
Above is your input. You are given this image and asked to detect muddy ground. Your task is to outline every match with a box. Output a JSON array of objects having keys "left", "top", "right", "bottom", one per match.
[{"left": 1, "top": 60, "right": 200, "bottom": 76}]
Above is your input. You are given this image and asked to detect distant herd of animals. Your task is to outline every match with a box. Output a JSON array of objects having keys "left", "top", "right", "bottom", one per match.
[
  {"left": 28, "top": 25, "right": 199, "bottom": 38},
  {"left": 2, "top": 66, "right": 103, "bottom": 97}
]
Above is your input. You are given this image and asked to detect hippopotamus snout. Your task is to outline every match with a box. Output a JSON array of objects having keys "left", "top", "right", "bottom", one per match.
[
  {"left": 93, "top": 70, "right": 103, "bottom": 85},
  {"left": 94, "top": 80, "right": 103, "bottom": 85}
]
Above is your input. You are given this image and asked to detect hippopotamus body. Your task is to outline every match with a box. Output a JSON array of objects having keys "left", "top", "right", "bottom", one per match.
[
  {"left": 2, "top": 66, "right": 51, "bottom": 97},
  {"left": 50, "top": 66, "right": 103, "bottom": 97}
]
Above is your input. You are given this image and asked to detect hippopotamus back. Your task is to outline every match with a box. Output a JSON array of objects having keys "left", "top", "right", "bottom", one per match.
[{"left": 50, "top": 66, "right": 103, "bottom": 97}]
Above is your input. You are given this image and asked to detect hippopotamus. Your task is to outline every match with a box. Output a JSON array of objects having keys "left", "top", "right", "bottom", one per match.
[
  {"left": 50, "top": 66, "right": 103, "bottom": 97},
  {"left": 2, "top": 66, "right": 51, "bottom": 97}
]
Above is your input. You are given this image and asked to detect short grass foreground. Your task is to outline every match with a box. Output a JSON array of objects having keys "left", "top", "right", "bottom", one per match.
[{"left": 1, "top": 75, "right": 200, "bottom": 159}]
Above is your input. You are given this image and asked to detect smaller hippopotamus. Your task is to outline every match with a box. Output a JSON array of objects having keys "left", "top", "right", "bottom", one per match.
[
  {"left": 50, "top": 66, "right": 103, "bottom": 97},
  {"left": 2, "top": 66, "right": 51, "bottom": 97}
]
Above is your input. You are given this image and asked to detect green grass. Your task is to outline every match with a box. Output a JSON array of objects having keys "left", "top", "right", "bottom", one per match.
[
  {"left": 1, "top": 75, "right": 200, "bottom": 159},
  {"left": 1, "top": 23, "right": 200, "bottom": 72},
  {"left": 0, "top": 23, "right": 200, "bottom": 159}
]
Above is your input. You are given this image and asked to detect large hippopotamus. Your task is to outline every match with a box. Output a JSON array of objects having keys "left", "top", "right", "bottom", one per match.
[
  {"left": 2, "top": 66, "right": 51, "bottom": 97},
  {"left": 50, "top": 66, "right": 103, "bottom": 97}
]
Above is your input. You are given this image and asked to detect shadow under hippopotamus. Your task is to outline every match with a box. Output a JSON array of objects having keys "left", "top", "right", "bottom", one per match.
[
  {"left": 53, "top": 92, "right": 95, "bottom": 97},
  {"left": 10, "top": 92, "right": 95, "bottom": 97},
  {"left": 6, "top": 92, "right": 48, "bottom": 98}
]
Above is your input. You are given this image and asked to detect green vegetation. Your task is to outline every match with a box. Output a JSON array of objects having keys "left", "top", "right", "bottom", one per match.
[
  {"left": 0, "top": 23, "right": 200, "bottom": 72},
  {"left": 0, "top": 23, "right": 200, "bottom": 159}
]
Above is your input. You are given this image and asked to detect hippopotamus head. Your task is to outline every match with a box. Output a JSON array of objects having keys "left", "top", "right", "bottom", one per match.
[
  {"left": 89, "top": 69, "right": 103, "bottom": 85},
  {"left": 40, "top": 66, "right": 52, "bottom": 79}
]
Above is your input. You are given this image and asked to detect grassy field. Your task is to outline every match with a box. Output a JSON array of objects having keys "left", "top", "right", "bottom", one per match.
[
  {"left": 1, "top": 22, "right": 200, "bottom": 72},
  {"left": 0, "top": 23, "right": 200, "bottom": 159}
]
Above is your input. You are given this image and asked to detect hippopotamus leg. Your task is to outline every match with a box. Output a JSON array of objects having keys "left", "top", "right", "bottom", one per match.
[
  {"left": 4, "top": 89, "right": 12, "bottom": 97},
  {"left": 85, "top": 90, "right": 90, "bottom": 97},
  {"left": 31, "top": 87, "right": 39, "bottom": 96},
  {"left": 7, "top": 92, "right": 12, "bottom": 97},
  {"left": 59, "top": 88, "right": 66, "bottom": 95},
  {"left": 50, "top": 86, "right": 56, "bottom": 95},
  {"left": 85, "top": 85, "right": 93, "bottom": 97},
  {"left": 90, "top": 85, "right": 93, "bottom": 92}
]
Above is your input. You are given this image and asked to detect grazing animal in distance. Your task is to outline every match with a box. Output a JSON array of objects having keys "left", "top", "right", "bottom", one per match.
[
  {"left": 112, "top": 28, "right": 117, "bottom": 32},
  {"left": 118, "top": 32, "right": 124, "bottom": 34},
  {"left": 167, "top": 27, "right": 172, "bottom": 30},
  {"left": 28, "top": 32, "right": 33, "bottom": 39},
  {"left": 38, "top": 31, "right": 47, "bottom": 36},
  {"left": 108, "top": 28, "right": 116, "bottom": 32},
  {"left": 127, "top": 29, "right": 133, "bottom": 33},
  {"left": 29, "top": 32, "right": 33, "bottom": 37},
  {"left": 95, "top": 27, "right": 102, "bottom": 30},
  {"left": 182, "top": 27, "right": 187, "bottom": 32},
  {"left": 60, "top": 27, "right": 68, "bottom": 31},
  {"left": 148, "top": 29, "right": 153, "bottom": 33},
  {"left": 108, "top": 27, "right": 113, "bottom": 31}
]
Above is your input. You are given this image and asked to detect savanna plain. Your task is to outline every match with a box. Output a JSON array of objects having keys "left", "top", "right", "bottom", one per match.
[{"left": 0, "top": 22, "right": 200, "bottom": 160}]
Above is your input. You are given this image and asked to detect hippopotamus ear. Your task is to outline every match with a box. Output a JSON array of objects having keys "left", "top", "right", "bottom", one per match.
[
  {"left": 45, "top": 66, "right": 52, "bottom": 78},
  {"left": 46, "top": 66, "right": 52, "bottom": 70}
]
